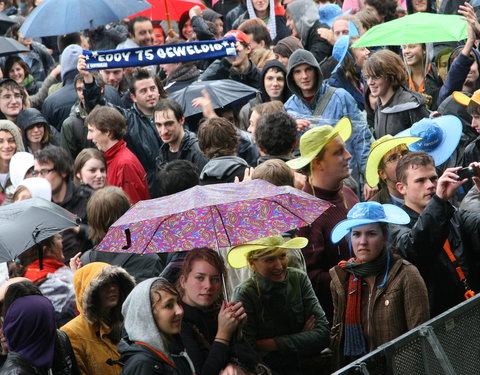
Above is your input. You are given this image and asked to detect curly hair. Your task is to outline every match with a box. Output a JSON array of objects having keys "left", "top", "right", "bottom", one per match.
[
  {"left": 198, "top": 117, "right": 239, "bottom": 159},
  {"left": 255, "top": 111, "right": 296, "bottom": 156},
  {"left": 365, "top": 0, "right": 397, "bottom": 22}
]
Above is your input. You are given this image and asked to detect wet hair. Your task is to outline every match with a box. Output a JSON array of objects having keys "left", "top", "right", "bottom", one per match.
[
  {"left": 154, "top": 99, "right": 184, "bottom": 122},
  {"left": 151, "top": 278, "right": 180, "bottom": 307},
  {"left": 85, "top": 105, "right": 127, "bottom": 141},
  {"left": 4, "top": 56, "right": 29, "bottom": 80},
  {"left": 73, "top": 148, "right": 106, "bottom": 185},
  {"left": 178, "top": 11, "right": 191, "bottom": 40},
  {"left": 3, "top": 281, "right": 41, "bottom": 317},
  {"left": 355, "top": 9, "right": 380, "bottom": 31},
  {"left": 34, "top": 145, "right": 73, "bottom": 179},
  {"left": 252, "top": 159, "right": 295, "bottom": 187},
  {"left": 240, "top": 23, "right": 272, "bottom": 49},
  {"left": 395, "top": 151, "right": 435, "bottom": 185},
  {"left": 130, "top": 68, "right": 167, "bottom": 98},
  {"left": 5, "top": 23, "right": 21, "bottom": 40},
  {"left": 468, "top": 100, "right": 480, "bottom": 117},
  {"left": 156, "top": 160, "right": 199, "bottom": 197},
  {"left": 57, "top": 32, "right": 82, "bottom": 54},
  {"left": 12, "top": 185, "right": 29, "bottom": 203},
  {"left": 339, "top": 36, "right": 362, "bottom": 89},
  {"left": 75, "top": 72, "right": 105, "bottom": 89},
  {"left": 250, "top": 48, "right": 275, "bottom": 69},
  {"left": 255, "top": 111, "right": 296, "bottom": 156},
  {"left": 198, "top": 117, "right": 239, "bottom": 159},
  {"left": 364, "top": 0, "right": 397, "bottom": 22},
  {"left": 0, "top": 78, "right": 22, "bottom": 97},
  {"left": 363, "top": 50, "right": 407, "bottom": 90},
  {"left": 87, "top": 186, "right": 131, "bottom": 244},
  {"left": 128, "top": 16, "right": 152, "bottom": 37},
  {"left": 177, "top": 248, "right": 227, "bottom": 295}
]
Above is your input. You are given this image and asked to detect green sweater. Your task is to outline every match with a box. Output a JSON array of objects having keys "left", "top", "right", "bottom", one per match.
[{"left": 232, "top": 267, "right": 329, "bottom": 374}]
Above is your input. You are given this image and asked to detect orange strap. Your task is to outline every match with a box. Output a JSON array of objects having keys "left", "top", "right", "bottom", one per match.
[
  {"left": 443, "top": 239, "right": 475, "bottom": 299},
  {"left": 408, "top": 63, "right": 431, "bottom": 94},
  {"left": 134, "top": 341, "right": 176, "bottom": 368}
]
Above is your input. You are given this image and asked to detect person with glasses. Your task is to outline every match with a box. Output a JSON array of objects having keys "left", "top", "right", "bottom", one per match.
[
  {"left": 33, "top": 145, "right": 93, "bottom": 262},
  {"left": 362, "top": 50, "right": 430, "bottom": 139},
  {"left": 365, "top": 135, "right": 421, "bottom": 206},
  {"left": 0, "top": 78, "right": 24, "bottom": 123}
]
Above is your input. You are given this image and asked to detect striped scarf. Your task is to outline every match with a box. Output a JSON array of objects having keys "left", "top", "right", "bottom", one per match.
[{"left": 338, "top": 250, "right": 388, "bottom": 357}]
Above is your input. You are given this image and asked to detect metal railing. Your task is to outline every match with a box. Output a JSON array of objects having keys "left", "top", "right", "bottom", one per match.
[{"left": 333, "top": 294, "right": 480, "bottom": 375}]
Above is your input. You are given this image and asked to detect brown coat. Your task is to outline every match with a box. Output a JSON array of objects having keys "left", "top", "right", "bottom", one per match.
[{"left": 329, "top": 254, "right": 429, "bottom": 370}]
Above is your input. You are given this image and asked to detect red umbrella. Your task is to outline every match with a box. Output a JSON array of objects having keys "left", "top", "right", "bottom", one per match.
[{"left": 129, "top": 0, "right": 205, "bottom": 37}]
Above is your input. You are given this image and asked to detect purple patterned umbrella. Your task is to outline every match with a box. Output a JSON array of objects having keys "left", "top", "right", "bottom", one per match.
[{"left": 96, "top": 179, "right": 331, "bottom": 254}]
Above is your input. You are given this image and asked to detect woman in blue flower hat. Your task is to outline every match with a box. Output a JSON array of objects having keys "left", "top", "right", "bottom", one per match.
[{"left": 329, "top": 201, "right": 429, "bottom": 370}]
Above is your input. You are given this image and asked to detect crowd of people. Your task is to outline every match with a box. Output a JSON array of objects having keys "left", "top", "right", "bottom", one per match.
[{"left": 0, "top": 0, "right": 480, "bottom": 373}]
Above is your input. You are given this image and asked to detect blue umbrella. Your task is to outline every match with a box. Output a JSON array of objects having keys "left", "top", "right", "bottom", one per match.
[{"left": 20, "top": 0, "right": 152, "bottom": 38}]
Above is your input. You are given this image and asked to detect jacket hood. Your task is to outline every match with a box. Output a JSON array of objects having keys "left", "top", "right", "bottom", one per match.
[
  {"left": 9, "top": 152, "right": 34, "bottom": 188},
  {"left": 0, "top": 120, "right": 24, "bottom": 153},
  {"left": 287, "top": 49, "right": 322, "bottom": 100},
  {"left": 447, "top": 46, "right": 480, "bottom": 73},
  {"left": 73, "top": 262, "right": 135, "bottom": 324},
  {"left": 202, "top": 9, "right": 223, "bottom": 22},
  {"left": 287, "top": 0, "right": 319, "bottom": 42},
  {"left": 200, "top": 156, "right": 249, "bottom": 180},
  {"left": 260, "top": 59, "right": 290, "bottom": 102},
  {"left": 122, "top": 277, "right": 172, "bottom": 361},
  {"left": 16, "top": 108, "right": 48, "bottom": 131},
  {"left": 402, "top": 43, "right": 435, "bottom": 81},
  {"left": 380, "top": 86, "right": 425, "bottom": 114}
]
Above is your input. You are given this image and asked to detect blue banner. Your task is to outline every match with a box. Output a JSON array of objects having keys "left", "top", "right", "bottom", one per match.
[{"left": 84, "top": 37, "right": 238, "bottom": 71}]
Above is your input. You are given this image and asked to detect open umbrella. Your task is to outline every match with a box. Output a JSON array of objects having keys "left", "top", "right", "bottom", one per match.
[
  {"left": 169, "top": 79, "right": 259, "bottom": 117},
  {"left": 0, "top": 37, "right": 29, "bottom": 57},
  {"left": 20, "top": 0, "right": 152, "bottom": 38},
  {"left": 352, "top": 13, "right": 467, "bottom": 48},
  {"left": 96, "top": 179, "right": 331, "bottom": 254},
  {"left": 0, "top": 13, "right": 16, "bottom": 36},
  {"left": 129, "top": 0, "right": 205, "bottom": 37},
  {"left": 0, "top": 198, "right": 78, "bottom": 262},
  {"left": 129, "top": 0, "right": 205, "bottom": 21}
]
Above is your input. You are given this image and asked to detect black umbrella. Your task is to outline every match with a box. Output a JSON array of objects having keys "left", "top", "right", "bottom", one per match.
[
  {"left": 0, "top": 198, "right": 78, "bottom": 262},
  {"left": 0, "top": 13, "right": 15, "bottom": 36},
  {"left": 0, "top": 37, "right": 29, "bottom": 57},
  {"left": 169, "top": 79, "right": 259, "bottom": 117}
]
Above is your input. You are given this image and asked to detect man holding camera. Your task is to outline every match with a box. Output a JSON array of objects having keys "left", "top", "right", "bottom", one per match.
[{"left": 390, "top": 151, "right": 480, "bottom": 317}]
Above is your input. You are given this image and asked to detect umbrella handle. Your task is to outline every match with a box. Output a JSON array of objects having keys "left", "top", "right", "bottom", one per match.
[{"left": 164, "top": 0, "right": 175, "bottom": 38}]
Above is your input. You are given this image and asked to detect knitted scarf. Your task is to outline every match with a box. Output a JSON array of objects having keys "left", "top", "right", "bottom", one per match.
[{"left": 338, "top": 250, "right": 388, "bottom": 357}]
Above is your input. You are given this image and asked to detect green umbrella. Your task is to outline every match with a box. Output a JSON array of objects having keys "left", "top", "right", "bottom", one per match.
[{"left": 352, "top": 12, "right": 467, "bottom": 48}]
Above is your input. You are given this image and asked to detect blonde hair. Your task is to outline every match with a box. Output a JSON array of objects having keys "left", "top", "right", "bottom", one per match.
[{"left": 250, "top": 48, "right": 275, "bottom": 69}]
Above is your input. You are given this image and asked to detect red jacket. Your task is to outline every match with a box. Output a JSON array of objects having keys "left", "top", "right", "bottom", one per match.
[{"left": 104, "top": 139, "right": 151, "bottom": 204}]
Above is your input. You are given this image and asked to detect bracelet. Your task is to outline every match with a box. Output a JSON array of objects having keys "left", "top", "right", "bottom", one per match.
[{"left": 215, "top": 337, "right": 230, "bottom": 344}]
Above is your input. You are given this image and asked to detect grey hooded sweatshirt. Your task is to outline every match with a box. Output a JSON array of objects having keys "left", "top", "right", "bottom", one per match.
[{"left": 121, "top": 277, "right": 195, "bottom": 375}]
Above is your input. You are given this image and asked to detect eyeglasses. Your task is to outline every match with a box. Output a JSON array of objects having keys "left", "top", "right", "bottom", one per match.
[
  {"left": 31, "top": 168, "right": 55, "bottom": 177},
  {"left": 385, "top": 150, "right": 409, "bottom": 164},
  {"left": 0, "top": 93, "right": 22, "bottom": 101},
  {"left": 363, "top": 75, "right": 384, "bottom": 81}
]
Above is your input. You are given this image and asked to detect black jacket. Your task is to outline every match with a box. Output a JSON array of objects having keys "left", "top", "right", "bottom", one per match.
[
  {"left": 42, "top": 71, "right": 122, "bottom": 131},
  {"left": 156, "top": 130, "right": 208, "bottom": 174},
  {"left": 84, "top": 79, "right": 163, "bottom": 197},
  {"left": 120, "top": 342, "right": 193, "bottom": 375},
  {"left": 390, "top": 195, "right": 480, "bottom": 316},
  {"left": 304, "top": 20, "right": 332, "bottom": 64},
  {"left": 199, "top": 59, "right": 262, "bottom": 90},
  {"left": 0, "top": 330, "right": 80, "bottom": 375},
  {"left": 199, "top": 156, "right": 249, "bottom": 185},
  {"left": 56, "top": 180, "right": 93, "bottom": 262}
]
